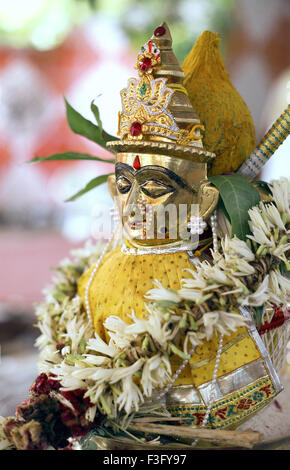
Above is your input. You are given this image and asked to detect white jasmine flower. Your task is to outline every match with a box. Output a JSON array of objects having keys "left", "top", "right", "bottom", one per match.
[
  {"left": 117, "top": 376, "right": 144, "bottom": 414},
  {"left": 145, "top": 280, "right": 181, "bottom": 303},
  {"left": 203, "top": 263, "right": 230, "bottom": 284},
  {"left": 105, "top": 315, "right": 133, "bottom": 349},
  {"left": 110, "top": 359, "right": 144, "bottom": 384},
  {"left": 272, "top": 242, "right": 290, "bottom": 264},
  {"left": 35, "top": 320, "right": 54, "bottom": 349},
  {"left": 49, "top": 363, "right": 86, "bottom": 390},
  {"left": 141, "top": 355, "right": 166, "bottom": 397},
  {"left": 263, "top": 203, "right": 286, "bottom": 231},
  {"left": 118, "top": 311, "right": 148, "bottom": 336},
  {"left": 200, "top": 312, "right": 219, "bottom": 340},
  {"left": 87, "top": 335, "right": 118, "bottom": 357},
  {"left": 59, "top": 375, "right": 86, "bottom": 391},
  {"left": 104, "top": 315, "right": 129, "bottom": 336},
  {"left": 247, "top": 226, "right": 273, "bottom": 247},
  {"left": 178, "top": 288, "right": 211, "bottom": 303},
  {"left": 200, "top": 311, "right": 246, "bottom": 340},
  {"left": 270, "top": 177, "right": 290, "bottom": 214},
  {"left": 83, "top": 354, "right": 110, "bottom": 366},
  {"left": 74, "top": 367, "right": 114, "bottom": 382},
  {"left": 180, "top": 270, "right": 208, "bottom": 290},
  {"left": 183, "top": 331, "right": 205, "bottom": 354},
  {"left": 144, "top": 306, "right": 175, "bottom": 346},
  {"left": 84, "top": 383, "right": 105, "bottom": 403},
  {"left": 248, "top": 206, "right": 272, "bottom": 237},
  {"left": 37, "top": 345, "right": 60, "bottom": 371},
  {"left": 222, "top": 236, "right": 255, "bottom": 262},
  {"left": 268, "top": 270, "right": 290, "bottom": 304},
  {"left": 218, "top": 311, "right": 248, "bottom": 333},
  {"left": 218, "top": 257, "right": 255, "bottom": 277}
]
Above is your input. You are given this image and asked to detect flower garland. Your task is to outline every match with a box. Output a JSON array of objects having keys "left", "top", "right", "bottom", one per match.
[{"left": 1, "top": 178, "right": 289, "bottom": 450}]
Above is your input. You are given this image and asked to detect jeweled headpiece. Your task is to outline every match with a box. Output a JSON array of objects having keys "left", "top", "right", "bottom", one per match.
[{"left": 107, "top": 23, "right": 215, "bottom": 163}]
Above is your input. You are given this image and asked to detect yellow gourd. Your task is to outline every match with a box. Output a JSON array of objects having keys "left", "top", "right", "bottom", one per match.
[{"left": 182, "top": 31, "right": 256, "bottom": 175}]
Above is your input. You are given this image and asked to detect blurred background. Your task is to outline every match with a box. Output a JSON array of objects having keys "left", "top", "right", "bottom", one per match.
[{"left": 0, "top": 0, "right": 289, "bottom": 418}]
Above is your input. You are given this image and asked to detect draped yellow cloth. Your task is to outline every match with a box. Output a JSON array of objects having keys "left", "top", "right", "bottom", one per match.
[{"left": 78, "top": 247, "right": 260, "bottom": 388}]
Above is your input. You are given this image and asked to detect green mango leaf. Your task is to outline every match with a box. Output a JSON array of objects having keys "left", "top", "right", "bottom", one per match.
[
  {"left": 66, "top": 173, "right": 112, "bottom": 202},
  {"left": 29, "top": 151, "right": 115, "bottom": 164},
  {"left": 91, "top": 101, "right": 103, "bottom": 133},
  {"left": 216, "top": 195, "right": 231, "bottom": 223},
  {"left": 65, "top": 98, "right": 118, "bottom": 150},
  {"left": 90, "top": 100, "right": 119, "bottom": 144},
  {"left": 209, "top": 174, "right": 260, "bottom": 240}
]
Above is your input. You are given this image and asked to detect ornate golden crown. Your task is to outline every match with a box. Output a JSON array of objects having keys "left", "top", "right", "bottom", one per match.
[{"left": 107, "top": 23, "right": 215, "bottom": 163}]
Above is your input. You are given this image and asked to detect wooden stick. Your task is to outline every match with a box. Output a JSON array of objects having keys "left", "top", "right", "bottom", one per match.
[
  {"left": 133, "top": 416, "right": 194, "bottom": 423},
  {"left": 128, "top": 422, "right": 262, "bottom": 449}
]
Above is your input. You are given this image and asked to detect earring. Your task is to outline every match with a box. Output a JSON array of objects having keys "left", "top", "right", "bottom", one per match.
[{"left": 188, "top": 215, "right": 207, "bottom": 235}]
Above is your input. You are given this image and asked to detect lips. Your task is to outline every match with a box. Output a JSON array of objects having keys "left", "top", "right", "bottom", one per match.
[{"left": 127, "top": 221, "right": 143, "bottom": 230}]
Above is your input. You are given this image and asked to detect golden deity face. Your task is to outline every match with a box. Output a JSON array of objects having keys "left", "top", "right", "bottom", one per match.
[{"left": 108, "top": 153, "right": 219, "bottom": 248}]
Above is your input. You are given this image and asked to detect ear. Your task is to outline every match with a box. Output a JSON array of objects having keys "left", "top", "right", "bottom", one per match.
[
  {"left": 198, "top": 180, "right": 219, "bottom": 220},
  {"left": 107, "top": 174, "right": 117, "bottom": 200}
]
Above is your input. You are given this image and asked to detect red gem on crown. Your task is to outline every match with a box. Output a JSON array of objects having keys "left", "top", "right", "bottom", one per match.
[
  {"left": 154, "top": 26, "right": 166, "bottom": 37},
  {"left": 139, "top": 57, "right": 152, "bottom": 72},
  {"left": 130, "top": 122, "right": 142, "bottom": 137},
  {"left": 133, "top": 155, "right": 141, "bottom": 170}
]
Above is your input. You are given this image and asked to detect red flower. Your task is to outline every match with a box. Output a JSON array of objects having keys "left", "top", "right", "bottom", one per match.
[{"left": 30, "top": 373, "right": 60, "bottom": 396}]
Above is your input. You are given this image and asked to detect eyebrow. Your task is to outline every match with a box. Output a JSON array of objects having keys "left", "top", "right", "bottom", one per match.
[{"left": 115, "top": 162, "right": 194, "bottom": 192}]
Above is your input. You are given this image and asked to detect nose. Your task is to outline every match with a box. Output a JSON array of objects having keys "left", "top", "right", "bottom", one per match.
[{"left": 123, "top": 181, "right": 142, "bottom": 218}]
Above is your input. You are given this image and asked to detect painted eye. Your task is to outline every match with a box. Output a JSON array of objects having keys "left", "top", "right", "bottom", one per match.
[
  {"left": 141, "top": 180, "right": 175, "bottom": 198},
  {"left": 116, "top": 176, "right": 131, "bottom": 194}
]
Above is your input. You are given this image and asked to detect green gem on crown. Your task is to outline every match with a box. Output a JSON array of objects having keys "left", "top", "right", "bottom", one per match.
[{"left": 139, "top": 82, "right": 147, "bottom": 97}]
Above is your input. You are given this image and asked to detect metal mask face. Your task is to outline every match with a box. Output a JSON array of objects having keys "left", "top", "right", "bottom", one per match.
[{"left": 109, "top": 153, "right": 218, "bottom": 248}]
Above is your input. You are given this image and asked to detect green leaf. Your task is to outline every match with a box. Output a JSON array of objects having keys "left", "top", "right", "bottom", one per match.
[
  {"left": 65, "top": 98, "right": 118, "bottom": 150},
  {"left": 29, "top": 151, "right": 115, "bottom": 164},
  {"left": 91, "top": 100, "right": 118, "bottom": 144},
  {"left": 209, "top": 174, "right": 260, "bottom": 240},
  {"left": 217, "top": 195, "right": 231, "bottom": 223},
  {"left": 254, "top": 306, "right": 264, "bottom": 329},
  {"left": 66, "top": 173, "right": 111, "bottom": 202},
  {"left": 91, "top": 100, "right": 103, "bottom": 136}
]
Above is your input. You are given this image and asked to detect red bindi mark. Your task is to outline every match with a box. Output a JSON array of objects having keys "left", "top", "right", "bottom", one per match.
[{"left": 133, "top": 155, "right": 141, "bottom": 170}]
